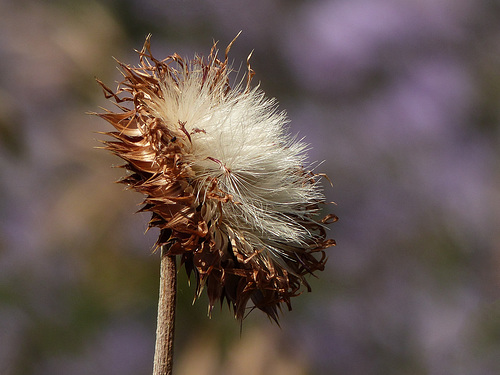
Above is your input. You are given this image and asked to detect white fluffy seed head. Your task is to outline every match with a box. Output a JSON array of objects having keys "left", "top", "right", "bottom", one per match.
[
  {"left": 98, "top": 36, "right": 336, "bottom": 321},
  {"left": 147, "top": 61, "right": 325, "bottom": 262}
]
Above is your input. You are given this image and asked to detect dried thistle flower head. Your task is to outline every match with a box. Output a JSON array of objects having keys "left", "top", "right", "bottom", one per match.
[{"left": 96, "top": 35, "right": 337, "bottom": 322}]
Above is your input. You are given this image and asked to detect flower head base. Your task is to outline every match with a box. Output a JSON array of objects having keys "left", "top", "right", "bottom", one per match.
[{"left": 97, "top": 35, "right": 337, "bottom": 322}]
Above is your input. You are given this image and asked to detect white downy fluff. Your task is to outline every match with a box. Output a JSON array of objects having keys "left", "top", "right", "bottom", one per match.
[{"left": 147, "top": 62, "right": 326, "bottom": 262}]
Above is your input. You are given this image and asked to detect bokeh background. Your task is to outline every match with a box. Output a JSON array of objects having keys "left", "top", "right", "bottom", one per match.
[{"left": 1, "top": 0, "right": 499, "bottom": 374}]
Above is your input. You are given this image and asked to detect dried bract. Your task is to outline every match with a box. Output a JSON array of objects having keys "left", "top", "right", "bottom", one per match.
[{"left": 96, "top": 35, "right": 337, "bottom": 322}]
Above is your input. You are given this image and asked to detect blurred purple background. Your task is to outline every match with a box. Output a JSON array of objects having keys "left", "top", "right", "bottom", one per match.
[{"left": 1, "top": 0, "right": 499, "bottom": 374}]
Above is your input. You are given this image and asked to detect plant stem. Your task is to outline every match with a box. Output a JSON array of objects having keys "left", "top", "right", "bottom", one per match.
[{"left": 153, "top": 246, "right": 177, "bottom": 375}]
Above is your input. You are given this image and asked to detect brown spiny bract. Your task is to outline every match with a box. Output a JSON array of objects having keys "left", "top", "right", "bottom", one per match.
[{"left": 96, "top": 35, "right": 337, "bottom": 323}]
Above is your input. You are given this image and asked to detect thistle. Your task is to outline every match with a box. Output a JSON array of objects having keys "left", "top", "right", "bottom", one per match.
[{"left": 96, "top": 35, "right": 336, "bottom": 372}]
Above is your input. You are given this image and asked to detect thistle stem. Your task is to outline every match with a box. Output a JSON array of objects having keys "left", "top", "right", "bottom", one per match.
[{"left": 153, "top": 247, "right": 177, "bottom": 375}]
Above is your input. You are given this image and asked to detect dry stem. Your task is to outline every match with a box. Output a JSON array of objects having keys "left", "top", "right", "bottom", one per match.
[{"left": 153, "top": 247, "right": 177, "bottom": 375}]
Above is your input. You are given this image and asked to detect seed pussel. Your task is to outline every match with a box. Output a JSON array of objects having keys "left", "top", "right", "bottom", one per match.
[{"left": 96, "top": 35, "right": 337, "bottom": 322}]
